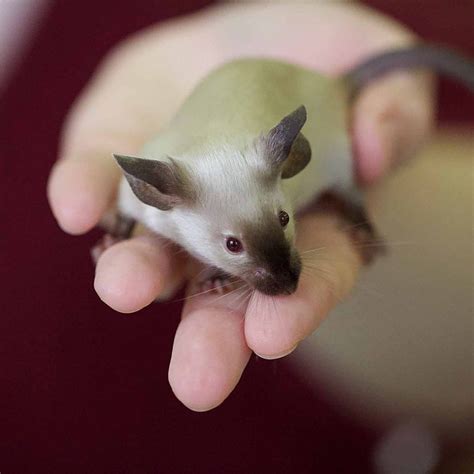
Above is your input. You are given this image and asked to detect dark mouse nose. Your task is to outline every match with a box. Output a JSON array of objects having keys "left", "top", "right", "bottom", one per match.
[{"left": 254, "top": 259, "right": 301, "bottom": 296}]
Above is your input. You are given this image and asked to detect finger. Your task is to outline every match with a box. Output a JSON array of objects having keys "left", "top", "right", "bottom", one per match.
[
  {"left": 47, "top": 151, "right": 121, "bottom": 235},
  {"left": 169, "top": 283, "right": 252, "bottom": 411},
  {"left": 46, "top": 37, "right": 173, "bottom": 235},
  {"left": 352, "top": 70, "right": 435, "bottom": 184},
  {"left": 245, "top": 214, "right": 362, "bottom": 359},
  {"left": 94, "top": 234, "right": 186, "bottom": 313},
  {"left": 47, "top": 71, "right": 148, "bottom": 235}
]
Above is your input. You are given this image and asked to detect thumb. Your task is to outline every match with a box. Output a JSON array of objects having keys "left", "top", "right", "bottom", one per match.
[{"left": 352, "top": 70, "right": 436, "bottom": 184}]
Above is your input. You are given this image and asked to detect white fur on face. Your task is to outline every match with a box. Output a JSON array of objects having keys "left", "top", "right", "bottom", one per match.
[
  {"left": 168, "top": 141, "right": 296, "bottom": 276},
  {"left": 120, "top": 139, "right": 297, "bottom": 280}
]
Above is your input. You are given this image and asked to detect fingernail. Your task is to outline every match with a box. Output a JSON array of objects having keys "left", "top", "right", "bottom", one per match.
[{"left": 255, "top": 343, "right": 298, "bottom": 360}]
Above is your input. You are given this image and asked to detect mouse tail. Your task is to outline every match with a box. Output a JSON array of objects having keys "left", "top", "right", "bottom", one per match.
[{"left": 342, "top": 44, "right": 474, "bottom": 101}]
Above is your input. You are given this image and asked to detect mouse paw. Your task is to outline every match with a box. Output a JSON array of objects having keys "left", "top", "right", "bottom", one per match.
[
  {"left": 91, "top": 213, "right": 136, "bottom": 264},
  {"left": 91, "top": 234, "right": 122, "bottom": 264},
  {"left": 349, "top": 224, "right": 387, "bottom": 265},
  {"left": 310, "top": 189, "right": 386, "bottom": 266}
]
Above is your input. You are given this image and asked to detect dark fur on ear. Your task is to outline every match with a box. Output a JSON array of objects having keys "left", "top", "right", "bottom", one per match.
[
  {"left": 265, "top": 105, "right": 311, "bottom": 179},
  {"left": 114, "top": 154, "right": 194, "bottom": 210},
  {"left": 281, "top": 134, "right": 311, "bottom": 179}
]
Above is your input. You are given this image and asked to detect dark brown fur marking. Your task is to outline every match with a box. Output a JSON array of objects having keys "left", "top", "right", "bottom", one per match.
[
  {"left": 114, "top": 154, "right": 195, "bottom": 210},
  {"left": 281, "top": 133, "right": 312, "bottom": 179},
  {"left": 112, "top": 213, "right": 136, "bottom": 239},
  {"left": 243, "top": 216, "right": 301, "bottom": 295},
  {"left": 266, "top": 106, "right": 307, "bottom": 162},
  {"left": 301, "top": 190, "right": 386, "bottom": 265}
]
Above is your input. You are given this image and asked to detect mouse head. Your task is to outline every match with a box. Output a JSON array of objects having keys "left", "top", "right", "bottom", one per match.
[{"left": 115, "top": 106, "right": 311, "bottom": 296}]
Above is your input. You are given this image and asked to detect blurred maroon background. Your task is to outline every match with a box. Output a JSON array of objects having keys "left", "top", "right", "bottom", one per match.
[{"left": 1, "top": 1, "right": 472, "bottom": 473}]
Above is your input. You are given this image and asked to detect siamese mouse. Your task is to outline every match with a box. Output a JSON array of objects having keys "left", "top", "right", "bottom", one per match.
[{"left": 103, "top": 44, "right": 474, "bottom": 296}]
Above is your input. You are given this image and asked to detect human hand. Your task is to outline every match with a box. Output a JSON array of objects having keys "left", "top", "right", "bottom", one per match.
[{"left": 47, "top": 2, "right": 434, "bottom": 411}]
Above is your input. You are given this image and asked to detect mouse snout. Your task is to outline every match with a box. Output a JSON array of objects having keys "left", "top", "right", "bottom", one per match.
[{"left": 253, "top": 256, "right": 301, "bottom": 296}]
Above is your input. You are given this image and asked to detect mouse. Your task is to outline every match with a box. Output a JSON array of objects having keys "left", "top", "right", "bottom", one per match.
[{"left": 95, "top": 44, "right": 474, "bottom": 296}]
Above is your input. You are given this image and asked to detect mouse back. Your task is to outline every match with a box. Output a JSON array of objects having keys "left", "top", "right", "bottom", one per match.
[{"left": 139, "top": 58, "right": 355, "bottom": 211}]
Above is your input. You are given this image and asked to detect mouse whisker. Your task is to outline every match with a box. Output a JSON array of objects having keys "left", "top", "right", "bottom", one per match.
[
  {"left": 225, "top": 285, "right": 255, "bottom": 315},
  {"left": 299, "top": 246, "right": 327, "bottom": 255},
  {"left": 303, "top": 239, "right": 415, "bottom": 250},
  {"left": 247, "top": 289, "right": 264, "bottom": 319},
  {"left": 340, "top": 220, "right": 373, "bottom": 232},
  {"left": 350, "top": 241, "right": 413, "bottom": 248},
  {"left": 192, "top": 265, "right": 214, "bottom": 281},
  {"left": 302, "top": 253, "right": 389, "bottom": 301},
  {"left": 210, "top": 281, "right": 248, "bottom": 305},
  {"left": 229, "top": 286, "right": 253, "bottom": 311},
  {"left": 171, "top": 247, "right": 190, "bottom": 257},
  {"left": 246, "top": 288, "right": 258, "bottom": 315},
  {"left": 235, "top": 284, "right": 253, "bottom": 303},
  {"left": 300, "top": 256, "right": 333, "bottom": 269},
  {"left": 173, "top": 288, "right": 216, "bottom": 303},
  {"left": 175, "top": 277, "right": 240, "bottom": 302},
  {"left": 300, "top": 265, "right": 344, "bottom": 304}
]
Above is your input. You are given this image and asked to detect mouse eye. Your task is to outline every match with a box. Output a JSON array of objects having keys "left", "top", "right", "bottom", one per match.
[
  {"left": 279, "top": 210, "right": 290, "bottom": 228},
  {"left": 226, "top": 237, "right": 243, "bottom": 253}
]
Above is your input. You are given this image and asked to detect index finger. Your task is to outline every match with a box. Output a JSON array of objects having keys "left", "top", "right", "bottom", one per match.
[
  {"left": 46, "top": 61, "right": 144, "bottom": 235},
  {"left": 46, "top": 33, "right": 185, "bottom": 235}
]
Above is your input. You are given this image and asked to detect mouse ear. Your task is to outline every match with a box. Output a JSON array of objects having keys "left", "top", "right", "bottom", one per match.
[
  {"left": 114, "top": 154, "right": 194, "bottom": 210},
  {"left": 264, "top": 105, "right": 311, "bottom": 179},
  {"left": 280, "top": 133, "right": 311, "bottom": 179}
]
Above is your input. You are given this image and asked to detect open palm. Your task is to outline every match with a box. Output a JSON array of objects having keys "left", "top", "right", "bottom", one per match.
[{"left": 47, "top": 2, "right": 433, "bottom": 411}]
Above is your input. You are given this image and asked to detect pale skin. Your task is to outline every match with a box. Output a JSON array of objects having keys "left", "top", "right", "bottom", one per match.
[{"left": 47, "top": 2, "right": 434, "bottom": 411}]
